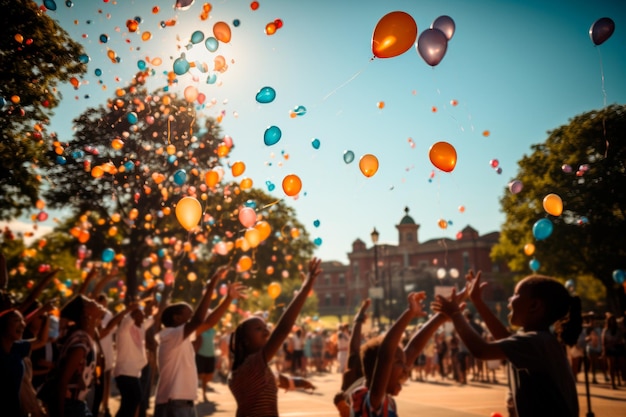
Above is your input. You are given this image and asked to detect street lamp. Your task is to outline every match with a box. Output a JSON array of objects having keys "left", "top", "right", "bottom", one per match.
[{"left": 370, "top": 227, "right": 380, "bottom": 329}]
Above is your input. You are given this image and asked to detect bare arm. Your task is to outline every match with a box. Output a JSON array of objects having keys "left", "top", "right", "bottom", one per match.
[
  {"left": 183, "top": 265, "right": 230, "bottom": 339},
  {"left": 76, "top": 267, "right": 99, "bottom": 295},
  {"left": 369, "top": 292, "right": 426, "bottom": 410},
  {"left": 99, "top": 302, "right": 139, "bottom": 339},
  {"left": 196, "top": 281, "right": 247, "bottom": 334},
  {"left": 18, "top": 268, "right": 61, "bottom": 313},
  {"left": 263, "top": 258, "right": 322, "bottom": 362},
  {"left": 431, "top": 289, "right": 506, "bottom": 361},
  {"left": 467, "top": 270, "right": 510, "bottom": 340},
  {"left": 90, "top": 269, "right": 120, "bottom": 299}
]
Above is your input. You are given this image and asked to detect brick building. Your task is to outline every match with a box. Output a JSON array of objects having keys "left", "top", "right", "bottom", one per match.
[{"left": 314, "top": 207, "right": 512, "bottom": 325}]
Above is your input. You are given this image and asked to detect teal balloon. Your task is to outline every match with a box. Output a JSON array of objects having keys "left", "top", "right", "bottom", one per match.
[
  {"left": 99, "top": 34, "right": 109, "bottom": 43},
  {"left": 244, "top": 200, "right": 257, "bottom": 208},
  {"left": 293, "top": 105, "right": 307, "bottom": 116},
  {"left": 311, "top": 138, "right": 320, "bottom": 149},
  {"left": 173, "top": 56, "right": 190, "bottom": 75},
  {"left": 102, "top": 248, "right": 115, "bottom": 263},
  {"left": 205, "top": 37, "right": 219, "bottom": 52},
  {"left": 256, "top": 86, "right": 276, "bottom": 104},
  {"left": 167, "top": 155, "right": 177, "bottom": 163},
  {"left": 78, "top": 54, "right": 90, "bottom": 64},
  {"left": 124, "top": 161, "right": 134, "bottom": 171},
  {"left": 206, "top": 74, "right": 217, "bottom": 84},
  {"left": 191, "top": 30, "right": 205, "bottom": 44},
  {"left": 127, "top": 112, "right": 138, "bottom": 124},
  {"left": 532, "top": 218, "right": 553, "bottom": 240},
  {"left": 233, "top": 19, "right": 240, "bottom": 27},
  {"left": 314, "top": 237, "right": 323, "bottom": 246},
  {"left": 343, "top": 150, "right": 355, "bottom": 164},
  {"left": 94, "top": 68, "right": 102, "bottom": 76},
  {"left": 265, "top": 181, "right": 275, "bottom": 191},
  {"left": 173, "top": 169, "right": 187, "bottom": 185},
  {"left": 44, "top": 0, "right": 57, "bottom": 10},
  {"left": 313, "top": 219, "right": 320, "bottom": 227},
  {"left": 529, "top": 259, "right": 540, "bottom": 272},
  {"left": 264, "top": 126, "right": 282, "bottom": 146},
  {"left": 137, "top": 60, "right": 146, "bottom": 70},
  {"left": 613, "top": 270, "right": 626, "bottom": 284}
]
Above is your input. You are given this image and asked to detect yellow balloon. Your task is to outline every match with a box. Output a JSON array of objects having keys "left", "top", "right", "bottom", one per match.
[
  {"left": 524, "top": 243, "right": 535, "bottom": 256},
  {"left": 359, "top": 154, "right": 379, "bottom": 177},
  {"left": 543, "top": 193, "right": 563, "bottom": 216},
  {"left": 175, "top": 196, "right": 202, "bottom": 231},
  {"left": 245, "top": 227, "right": 261, "bottom": 248},
  {"left": 267, "top": 282, "right": 281, "bottom": 300}
]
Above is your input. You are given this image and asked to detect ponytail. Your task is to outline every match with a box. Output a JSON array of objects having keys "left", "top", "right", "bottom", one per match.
[{"left": 557, "top": 295, "right": 583, "bottom": 347}]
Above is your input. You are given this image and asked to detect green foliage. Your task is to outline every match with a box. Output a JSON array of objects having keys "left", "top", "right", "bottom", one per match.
[
  {"left": 492, "top": 105, "right": 626, "bottom": 313},
  {"left": 0, "top": 0, "right": 86, "bottom": 218},
  {"left": 39, "top": 75, "right": 314, "bottom": 304}
]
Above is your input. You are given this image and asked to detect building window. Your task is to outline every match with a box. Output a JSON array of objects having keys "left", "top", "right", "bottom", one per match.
[
  {"left": 338, "top": 273, "right": 345, "bottom": 285},
  {"left": 324, "top": 293, "right": 331, "bottom": 306},
  {"left": 324, "top": 273, "right": 330, "bottom": 286},
  {"left": 339, "top": 293, "right": 346, "bottom": 306}
]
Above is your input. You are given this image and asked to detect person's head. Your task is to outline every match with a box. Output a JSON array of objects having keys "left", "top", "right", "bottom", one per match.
[
  {"left": 509, "top": 275, "right": 582, "bottom": 345},
  {"left": 61, "top": 294, "right": 106, "bottom": 330},
  {"left": 131, "top": 307, "right": 145, "bottom": 326},
  {"left": 95, "top": 293, "right": 110, "bottom": 309},
  {"left": 160, "top": 302, "right": 193, "bottom": 328},
  {"left": 229, "top": 316, "right": 270, "bottom": 371},
  {"left": 360, "top": 335, "right": 409, "bottom": 396},
  {"left": 0, "top": 309, "right": 25, "bottom": 342}
]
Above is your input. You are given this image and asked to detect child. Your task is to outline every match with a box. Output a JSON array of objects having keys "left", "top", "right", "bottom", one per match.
[
  {"left": 350, "top": 291, "right": 462, "bottom": 417},
  {"left": 228, "top": 257, "right": 322, "bottom": 417},
  {"left": 153, "top": 265, "right": 246, "bottom": 417},
  {"left": 431, "top": 271, "right": 582, "bottom": 417}
]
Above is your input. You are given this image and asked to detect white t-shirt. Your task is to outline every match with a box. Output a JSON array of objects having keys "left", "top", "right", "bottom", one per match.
[
  {"left": 154, "top": 324, "right": 197, "bottom": 404},
  {"left": 114, "top": 314, "right": 154, "bottom": 378},
  {"left": 100, "top": 310, "right": 116, "bottom": 372}
]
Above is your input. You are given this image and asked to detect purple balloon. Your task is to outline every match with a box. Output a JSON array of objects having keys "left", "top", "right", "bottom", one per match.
[
  {"left": 508, "top": 180, "right": 523, "bottom": 194},
  {"left": 431, "top": 15, "right": 455, "bottom": 40},
  {"left": 175, "top": 0, "right": 195, "bottom": 10},
  {"left": 589, "top": 17, "right": 615, "bottom": 46},
  {"left": 417, "top": 28, "right": 448, "bottom": 67}
]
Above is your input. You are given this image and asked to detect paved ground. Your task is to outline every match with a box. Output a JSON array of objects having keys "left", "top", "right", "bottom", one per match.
[{"left": 105, "top": 367, "right": 626, "bottom": 416}]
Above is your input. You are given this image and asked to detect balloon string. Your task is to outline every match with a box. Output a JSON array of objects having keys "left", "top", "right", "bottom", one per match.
[
  {"left": 321, "top": 59, "right": 371, "bottom": 102},
  {"left": 260, "top": 199, "right": 282, "bottom": 210},
  {"left": 167, "top": 118, "right": 171, "bottom": 145},
  {"left": 597, "top": 47, "right": 609, "bottom": 158}
]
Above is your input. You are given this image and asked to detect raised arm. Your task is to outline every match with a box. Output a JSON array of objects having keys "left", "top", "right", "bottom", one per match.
[
  {"left": 466, "top": 270, "right": 510, "bottom": 340},
  {"left": 196, "top": 281, "right": 247, "bottom": 334},
  {"left": 369, "top": 292, "right": 426, "bottom": 410},
  {"left": 18, "top": 268, "right": 61, "bottom": 314},
  {"left": 183, "top": 265, "right": 230, "bottom": 339},
  {"left": 263, "top": 257, "right": 322, "bottom": 362},
  {"left": 99, "top": 302, "right": 140, "bottom": 338},
  {"left": 76, "top": 267, "right": 99, "bottom": 295},
  {"left": 431, "top": 288, "right": 506, "bottom": 361},
  {"left": 340, "top": 298, "right": 371, "bottom": 391},
  {"left": 90, "top": 268, "right": 120, "bottom": 299}
]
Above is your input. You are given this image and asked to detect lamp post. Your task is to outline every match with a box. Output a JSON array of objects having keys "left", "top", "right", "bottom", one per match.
[{"left": 371, "top": 227, "right": 380, "bottom": 329}]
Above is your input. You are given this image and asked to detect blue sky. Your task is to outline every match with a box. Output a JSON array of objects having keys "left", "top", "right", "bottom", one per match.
[{"left": 9, "top": 0, "right": 626, "bottom": 264}]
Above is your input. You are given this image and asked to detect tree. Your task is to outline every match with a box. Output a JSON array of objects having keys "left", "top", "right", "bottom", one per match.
[
  {"left": 492, "top": 105, "right": 626, "bottom": 314},
  {"left": 0, "top": 0, "right": 86, "bottom": 219},
  {"left": 43, "top": 73, "right": 315, "bottom": 301}
]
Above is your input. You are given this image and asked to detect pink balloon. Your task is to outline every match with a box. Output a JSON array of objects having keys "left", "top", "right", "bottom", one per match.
[{"left": 238, "top": 207, "right": 257, "bottom": 228}]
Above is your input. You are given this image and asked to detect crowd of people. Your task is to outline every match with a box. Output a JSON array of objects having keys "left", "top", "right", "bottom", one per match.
[{"left": 2, "top": 250, "right": 626, "bottom": 417}]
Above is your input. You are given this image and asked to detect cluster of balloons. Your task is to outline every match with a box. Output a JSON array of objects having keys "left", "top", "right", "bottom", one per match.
[
  {"left": 371, "top": 11, "right": 455, "bottom": 67},
  {"left": 417, "top": 15, "right": 455, "bottom": 67},
  {"left": 489, "top": 159, "right": 502, "bottom": 175}
]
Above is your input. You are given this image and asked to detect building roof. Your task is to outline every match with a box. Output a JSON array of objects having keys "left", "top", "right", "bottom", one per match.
[{"left": 399, "top": 206, "right": 416, "bottom": 225}]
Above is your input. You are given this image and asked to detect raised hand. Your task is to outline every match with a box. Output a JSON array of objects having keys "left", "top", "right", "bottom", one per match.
[
  {"left": 228, "top": 281, "right": 248, "bottom": 300},
  {"left": 303, "top": 257, "right": 322, "bottom": 284},
  {"left": 408, "top": 291, "right": 428, "bottom": 318},
  {"left": 466, "top": 270, "right": 486, "bottom": 305},
  {"left": 355, "top": 298, "right": 371, "bottom": 322},
  {"left": 430, "top": 288, "right": 462, "bottom": 318}
]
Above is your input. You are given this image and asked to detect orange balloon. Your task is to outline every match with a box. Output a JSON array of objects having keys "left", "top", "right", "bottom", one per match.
[
  {"left": 267, "top": 282, "right": 281, "bottom": 300},
  {"left": 240, "top": 177, "right": 253, "bottom": 190},
  {"left": 282, "top": 174, "right": 302, "bottom": 196},
  {"left": 543, "top": 193, "right": 563, "bottom": 216},
  {"left": 524, "top": 243, "right": 535, "bottom": 256},
  {"left": 237, "top": 255, "right": 253, "bottom": 272},
  {"left": 175, "top": 196, "right": 202, "bottom": 231},
  {"left": 231, "top": 161, "right": 246, "bottom": 177},
  {"left": 429, "top": 141, "right": 457, "bottom": 172},
  {"left": 255, "top": 220, "right": 272, "bottom": 241},
  {"left": 359, "top": 154, "right": 379, "bottom": 177},
  {"left": 372, "top": 11, "right": 418, "bottom": 59},
  {"left": 244, "top": 228, "right": 261, "bottom": 248},
  {"left": 213, "top": 21, "right": 231, "bottom": 43}
]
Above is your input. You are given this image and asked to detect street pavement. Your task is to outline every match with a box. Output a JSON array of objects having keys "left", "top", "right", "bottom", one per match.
[{"left": 107, "top": 368, "right": 626, "bottom": 416}]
